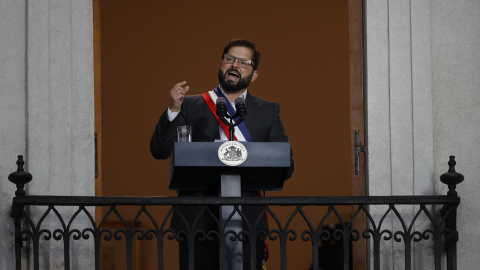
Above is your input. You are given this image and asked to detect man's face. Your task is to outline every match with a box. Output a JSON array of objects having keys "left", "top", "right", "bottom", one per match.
[{"left": 218, "top": 46, "right": 258, "bottom": 93}]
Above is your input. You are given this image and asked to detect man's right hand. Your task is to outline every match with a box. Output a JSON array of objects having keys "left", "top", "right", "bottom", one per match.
[{"left": 169, "top": 81, "right": 190, "bottom": 112}]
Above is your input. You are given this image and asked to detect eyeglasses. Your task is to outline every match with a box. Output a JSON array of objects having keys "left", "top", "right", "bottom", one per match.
[{"left": 222, "top": 54, "right": 254, "bottom": 69}]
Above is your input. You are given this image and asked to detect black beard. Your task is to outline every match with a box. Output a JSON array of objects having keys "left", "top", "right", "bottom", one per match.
[{"left": 218, "top": 68, "right": 253, "bottom": 93}]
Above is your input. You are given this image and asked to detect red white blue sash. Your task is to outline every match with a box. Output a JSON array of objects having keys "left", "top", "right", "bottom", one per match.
[{"left": 201, "top": 86, "right": 253, "bottom": 142}]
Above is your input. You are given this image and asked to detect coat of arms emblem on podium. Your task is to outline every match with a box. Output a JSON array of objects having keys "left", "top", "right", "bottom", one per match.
[{"left": 218, "top": 141, "right": 248, "bottom": 166}]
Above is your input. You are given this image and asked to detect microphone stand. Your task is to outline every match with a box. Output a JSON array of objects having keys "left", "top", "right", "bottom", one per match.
[
  {"left": 219, "top": 114, "right": 245, "bottom": 141},
  {"left": 215, "top": 98, "right": 247, "bottom": 267}
]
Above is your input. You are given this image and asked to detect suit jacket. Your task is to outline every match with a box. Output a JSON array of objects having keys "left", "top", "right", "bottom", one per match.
[{"left": 150, "top": 91, "right": 294, "bottom": 233}]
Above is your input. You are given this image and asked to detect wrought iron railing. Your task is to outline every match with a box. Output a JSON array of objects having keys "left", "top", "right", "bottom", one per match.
[{"left": 9, "top": 156, "right": 463, "bottom": 270}]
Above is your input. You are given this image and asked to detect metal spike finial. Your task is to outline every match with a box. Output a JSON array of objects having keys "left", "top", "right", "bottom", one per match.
[
  {"left": 16, "top": 155, "right": 25, "bottom": 171},
  {"left": 8, "top": 155, "right": 33, "bottom": 196},
  {"left": 448, "top": 155, "right": 457, "bottom": 172},
  {"left": 440, "top": 156, "right": 464, "bottom": 196}
]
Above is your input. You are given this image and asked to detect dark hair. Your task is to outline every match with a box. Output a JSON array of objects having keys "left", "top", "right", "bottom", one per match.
[{"left": 222, "top": 39, "right": 261, "bottom": 70}]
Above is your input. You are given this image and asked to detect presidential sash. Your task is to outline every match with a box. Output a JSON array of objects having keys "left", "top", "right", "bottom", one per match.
[{"left": 201, "top": 86, "right": 253, "bottom": 142}]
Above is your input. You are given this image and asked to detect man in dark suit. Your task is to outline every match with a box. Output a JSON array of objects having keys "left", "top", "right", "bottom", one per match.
[{"left": 150, "top": 39, "right": 293, "bottom": 270}]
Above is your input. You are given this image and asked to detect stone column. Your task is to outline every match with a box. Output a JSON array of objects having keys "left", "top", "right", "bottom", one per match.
[
  {"left": 26, "top": 0, "right": 95, "bottom": 268},
  {"left": 364, "top": 0, "right": 435, "bottom": 268},
  {"left": 0, "top": 0, "right": 27, "bottom": 269},
  {"left": 366, "top": 0, "right": 480, "bottom": 269},
  {"left": 431, "top": 1, "right": 480, "bottom": 269},
  {"left": 0, "top": 0, "right": 95, "bottom": 269}
]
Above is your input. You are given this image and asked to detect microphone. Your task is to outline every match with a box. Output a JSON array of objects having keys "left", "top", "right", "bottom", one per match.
[
  {"left": 216, "top": 97, "right": 227, "bottom": 118},
  {"left": 234, "top": 97, "right": 247, "bottom": 118}
]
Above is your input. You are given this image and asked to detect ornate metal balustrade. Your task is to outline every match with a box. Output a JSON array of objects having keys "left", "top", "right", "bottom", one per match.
[{"left": 9, "top": 156, "right": 463, "bottom": 270}]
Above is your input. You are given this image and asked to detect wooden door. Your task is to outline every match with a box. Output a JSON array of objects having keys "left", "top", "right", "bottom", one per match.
[{"left": 94, "top": 0, "right": 366, "bottom": 269}]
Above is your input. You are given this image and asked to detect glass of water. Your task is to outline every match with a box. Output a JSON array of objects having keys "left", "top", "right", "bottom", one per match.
[{"left": 177, "top": 125, "right": 192, "bottom": 142}]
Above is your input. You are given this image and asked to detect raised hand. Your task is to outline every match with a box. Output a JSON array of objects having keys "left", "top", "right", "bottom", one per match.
[{"left": 169, "top": 81, "right": 190, "bottom": 112}]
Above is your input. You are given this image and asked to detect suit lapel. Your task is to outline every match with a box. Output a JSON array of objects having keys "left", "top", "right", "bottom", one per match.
[{"left": 243, "top": 93, "right": 259, "bottom": 139}]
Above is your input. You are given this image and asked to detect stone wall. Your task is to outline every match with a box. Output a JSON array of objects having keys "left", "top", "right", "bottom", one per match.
[
  {"left": 431, "top": 1, "right": 480, "bottom": 269},
  {"left": 0, "top": 0, "right": 27, "bottom": 268},
  {"left": 365, "top": 0, "right": 480, "bottom": 269},
  {"left": 0, "top": 0, "right": 95, "bottom": 268}
]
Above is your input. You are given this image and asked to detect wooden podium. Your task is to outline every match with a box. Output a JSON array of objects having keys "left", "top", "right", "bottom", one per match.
[{"left": 169, "top": 141, "right": 290, "bottom": 269}]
